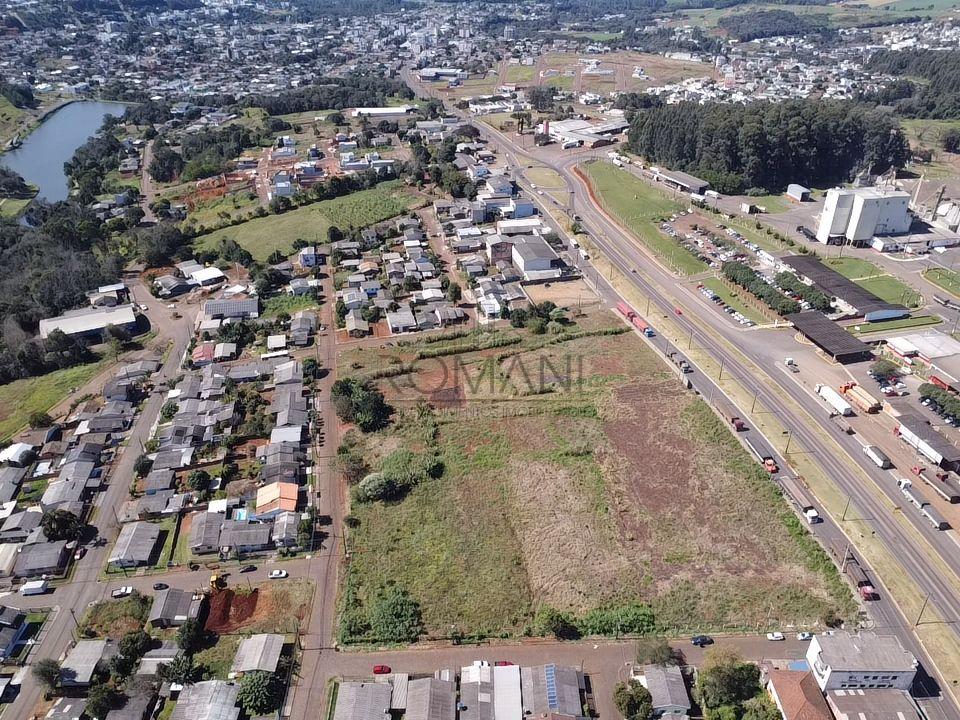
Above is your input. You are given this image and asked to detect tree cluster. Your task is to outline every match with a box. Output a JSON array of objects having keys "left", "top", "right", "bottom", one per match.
[
  {"left": 918, "top": 383, "right": 960, "bottom": 418},
  {"left": 147, "top": 143, "right": 186, "bottom": 183},
  {"left": 627, "top": 99, "right": 910, "bottom": 192},
  {"left": 0, "top": 81, "right": 37, "bottom": 109},
  {"left": 331, "top": 377, "right": 390, "bottom": 432},
  {"left": 861, "top": 49, "right": 960, "bottom": 119},
  {"left": 717, "top": 9, "right": 829, "bottom": 41},
  {"left": 774, "top": 272, "right": 832, "bottom": 312},
  {"left": 240, "top": 76, "right": 412, "bottom": 116},
  {"left": 63, "top": 120, "right": 130, "bottom": 203},
  {"left": 0, "top": 167, "right": 33, "bottom": 198},
  {"left": 179, "top": 124, "right": 257, "bottom": 181},
  {"left": 695, "top": 648, "right": 762, "bottom": 718},
  {"left": 722, "top": 262, "right": 799, "bottom": 316},
  {"left": 355, "top": 448, "right": 444, "bottom": 502}
]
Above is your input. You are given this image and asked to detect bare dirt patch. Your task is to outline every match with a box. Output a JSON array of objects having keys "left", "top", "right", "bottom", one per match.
[{"left": 206, "top": 589, "right": 259, "bottom": 633}]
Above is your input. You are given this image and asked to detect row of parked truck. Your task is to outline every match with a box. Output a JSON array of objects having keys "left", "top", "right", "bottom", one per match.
[{"left": 815, "top": 382, "right": 882, "bottom": 418}]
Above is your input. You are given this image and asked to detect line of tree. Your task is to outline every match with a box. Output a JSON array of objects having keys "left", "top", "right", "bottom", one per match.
[
  {"left": 774, "top": 271, "right": 832, "bottom": 312},
  {"left": 723, "top": 262, "right": 800, "bottom": 316},
  {"left": 627, "top": 99, "right": 910, "bottom": 193},
  {"left": 239, "top": 76, "right": 413, "bottom": 116},
  {"left": 717, "top": 9, "right": 830, "bottom": 41}
]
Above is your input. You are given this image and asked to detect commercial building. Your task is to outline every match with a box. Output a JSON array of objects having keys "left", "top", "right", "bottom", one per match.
[
  {"left": 894, "top": 414, "right": 960, "bottom": 471},
  {"left": 816, "top": 188, "right": 912, "bottom": 244},
  {"left": 782, "top": 256, "right": 907, "bottom": 321},
  {"left": 806, "top": 631, "right": 917, "bottom": 691},
  {"left": 825, "top": 688, "right": 921, "bottom": 720},
  {"left": 39, "top": 304, "right": 138, "bottom": 340},
  {"left": 650, "top": 169, "right": 710, "bottom": 196},
  {"left": 785, "top": 312, "right": 873, "bottom": 364},
  {"left": 406, "top": 678, "right": 456, "bottom": 720}
]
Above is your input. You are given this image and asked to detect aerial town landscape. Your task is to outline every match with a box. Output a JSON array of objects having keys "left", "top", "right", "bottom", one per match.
[{"left": 1, "top": 1, "right": 960, "bottom": 720}]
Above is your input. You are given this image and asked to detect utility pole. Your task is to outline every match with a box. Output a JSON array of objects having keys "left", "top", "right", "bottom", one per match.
[
  {"left": 841, "top": 496, "right": 851, "bottom": 522},
  {"left": 914, "top": 594, "right": 930, "bottom": 627}
]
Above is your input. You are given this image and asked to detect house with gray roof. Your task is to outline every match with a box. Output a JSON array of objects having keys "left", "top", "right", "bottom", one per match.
[
  {"left": 46, "top": 698, "right": 87, "bottom": 720},
  {"left": 61, "top": 639, "right": 118, "bottom": 687},
  {"left": 137, "top": 642, "right": 178, "bottom": 676},
  {"left": 643, "top": 665, "right": 690, "bottom": 717},
  {"left": 230, "top": 633, "right": 284, "bottom": 675},
  {"left": 13, "top": 540, "right": 69, "bottom": 578},
  {"left": 189, "top": 512, "right": 223, "bottom": 555},
  {"left": 334, "top": 682, "right": 393, "bottom": 720},
  {"left": 109, "top": 521, "right": 161, "bottom": 568},
  {"left": 148, "top": 588, "right": 204, "bottom": 628},
  {"left": 170, "top": 680, "right": 240, "bottom": 720},
  {"left": 218, "top": 520, "right": 272, "bottom": 554},
  {"left": 0, "top": 509, "right": 40, "bottom": 543},
  {"left": 202, "top": 298, "right": 259, "bottom": 322},
  {"left": 406, "top": 678, "right": 456, "bottom": 720},
  {"left": 105, "top": 688, "right": 155, "bottom": 720},
  {"left": 520, "top": 664, "right": 583, "bottom": 717}
]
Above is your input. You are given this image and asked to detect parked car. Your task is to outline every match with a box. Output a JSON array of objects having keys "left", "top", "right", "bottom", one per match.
[
  {"left": 152, "top": 583, "right": 168, "bottom": 591},
  {"left": 111, "top": 586, "right": 133, "bottom": 599},
  {"left": 796, "top": 632, "right": 814, "bottom": 641},
  {"left": 73, "top": 547, "right": 86, "bottom": 560},
  {"left": 766, "top": 632, "right": 785, "bottom": 641},
  {"left": 494, "top": 661, "right": 515, "bottom": 667},
  {"left": 240, "top": 565, "right": 257, "bottom": 573},
  {"left": 373, "top": 665, "right": 392, "bottom": 675},
  {"left": 691, "top": 635, "right": 714, "bottom": 647},
  {"left": 268, "top": 569, "right": 288, "bottom": 579}
]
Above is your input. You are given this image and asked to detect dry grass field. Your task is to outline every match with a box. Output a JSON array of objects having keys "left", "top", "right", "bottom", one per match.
[{"left": 337, "top": 304, "right": 852, "bottom": 641}]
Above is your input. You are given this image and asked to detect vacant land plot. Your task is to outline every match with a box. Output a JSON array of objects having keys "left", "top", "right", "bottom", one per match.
[
  {"left": 195, "top": 182, "right": 417, "bottom": 261},
  {"left": 582, "top": 161, "right": 705, "bottom": 275},
  {"left": 924, "top": 267, "right": 960, "bottom": 298},
  {"left": 525, "top": 167, "right": 564, "bottom": 189},
  {"left": 80, "top": 593, "right": 152, "bottom": 639},
  {"left": 205, "top": 580, "right": 312, "bottom": 634},
  {"left": 0, "top": 357, "right": 109, "bottom": 441},
  {"left": 505, "top": 65, "right": 536, "bottom": 84},
  {"left": 824, "top": 257, "right": 921, "bottom": 308},
  {"left": 339, "top": 307, "right": 850, "bottom": 641}
]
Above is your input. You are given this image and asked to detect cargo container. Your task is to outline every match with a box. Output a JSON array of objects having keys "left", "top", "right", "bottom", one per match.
[
  {"left": 864, "top": 444, "right": 891, "bottom": 469},
  {"left": 832, "top": 415, "right": 854, "bottom": 434},
  {"left": 910, "top": 465, "right": 960, "bottom": 503},
  {"left": 779, "top": 476, "right": 822, "bottom": 523},
  {"left": 815, "top": 383, "right": 853, "bottom": 417},
  {"left": 20, "top": 580, "right": 48, "bottom": 596},
  {"left": 831, "top": 543, "right": 877, "bottom": 600},
  {"left": 920, "top": 503, "right": 950, "bottom": 530},
  {"left": 615, "top": 301, "right": 655, "bottom": 337},
  {"left": 840, "top": 382, "right": 881, "bottom": 413}
]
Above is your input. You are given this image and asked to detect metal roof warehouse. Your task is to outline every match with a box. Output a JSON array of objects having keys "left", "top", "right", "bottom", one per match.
[
  {"left": 782, "top": 256, "right": 908, "bottom": 320},
  {"left": 785, "top": 312, "right": 874, "bottom": 363}
]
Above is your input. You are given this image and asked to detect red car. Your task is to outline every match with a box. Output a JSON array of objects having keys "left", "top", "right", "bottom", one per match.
[
  {"left": 494, "top": 661, "right": 515, "bottom": 667},
  {"left": 373, "top": 665, "right": 392, "bottom": 675}
]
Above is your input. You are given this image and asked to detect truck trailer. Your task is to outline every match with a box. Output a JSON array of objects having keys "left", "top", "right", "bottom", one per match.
[
  {"left": 840, "top": 382, "right": 881, "bottom": 414},
  {"left": 910, "top": 465, "right": 960, "bottom": 503},
  {"left": 863, "top": 444, "right": 892, "bottom": 469},
  {"left": 815, "top": 383, "right": 853, "bottom": 417},
  {"left": 615, "top": 301, "right": 655, "bottom": 337}
]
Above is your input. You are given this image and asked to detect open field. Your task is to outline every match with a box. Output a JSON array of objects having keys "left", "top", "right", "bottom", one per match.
[
  {"left": 582, "top": 161, "right": 705, "bottom": 275},
  {"left": 195, "top": 182, "right": 418, "bottom": 261},
  {"left": 525, "top": 166, "right": 564, "bottom": 189},
  {"left": 746, "top": 194, "right": 790, "bottom": 215},
  {"left": 263, "top": 293, "right": 321, "bottom": 318},
  {"left": 0, "top": 356, "right": 109, "bottom": 441},
  {"left": 924, "top": 267, "right": 960, "bottom": 298},
  {"left": 338, "top": 307, "right": 851, "bottom": 641},
  {"left": 824, "top": 257, "right": 921, "bottom": 308},
  {"left": 535, "top": 51, "right": 710, "bottom": 95},
  {"left": 701, "top": 278, "right": 767, "bottom": 325},
  {"left": 505, "top": 65, "right": 537, "bottom": 84},
  {"left": 850, "top": 315, "right": 942, "bottom": 335},
  {"left": 184, "top": 191, "right": 260, "bottom": 231}
]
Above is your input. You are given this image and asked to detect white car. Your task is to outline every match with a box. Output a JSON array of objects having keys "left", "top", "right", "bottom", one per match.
[
  {"left": 766, "top": 632, "right": 785, "bottom": 641},
  {"left": 796, "top": 632, "right": 814, "bottom": 641},
  {"left": 111, "top": 586, "right": 133, "bottom": 599},
  {"left": 268, "top": 570, "right": 288, "bottom": 580}
]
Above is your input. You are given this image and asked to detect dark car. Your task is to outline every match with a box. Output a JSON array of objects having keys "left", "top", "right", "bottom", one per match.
[
  {"left": 240, "top": 565, "right": 257, "bottom": 573},
  {"left": 152, "top": 583, "right": 168, "bottom": 591},
  {"left": 691, "top": 635, "right": 714, "bottom": 647}
]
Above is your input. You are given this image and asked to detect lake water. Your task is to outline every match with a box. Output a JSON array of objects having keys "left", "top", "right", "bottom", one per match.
[{"left": 1, "top": 100, "right": 130, "bottom": 203}]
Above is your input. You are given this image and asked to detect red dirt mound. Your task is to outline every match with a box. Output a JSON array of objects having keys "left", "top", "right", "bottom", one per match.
[{"left": 205, "top": 589, "right": 260, "bottom": 633}]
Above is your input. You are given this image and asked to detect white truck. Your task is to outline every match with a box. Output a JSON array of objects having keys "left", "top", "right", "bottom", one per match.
[
  {"left": 815, "top": 383, "right": 853, "bottom": 417},
  {"left": 20, "top": 580, "right": 48, "bottom": 596},
  {"left": 864, "top": 444, "right": 892, "bottom": 469}
]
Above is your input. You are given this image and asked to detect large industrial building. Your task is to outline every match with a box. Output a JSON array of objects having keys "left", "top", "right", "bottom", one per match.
[{"left": 816, "top": 188, "right": 912, "bottom": 244}]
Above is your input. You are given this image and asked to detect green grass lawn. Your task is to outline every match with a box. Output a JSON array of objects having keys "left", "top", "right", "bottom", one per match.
[
  {"left": 0, "top": 357, "right": 109, "bottom": 441},
  {"left": 184, "top": 191, "right": 260, "bottom": 231},
  {"left": 923, "top": 268, "right": 960, "bottom": 298},
  {"left": 747, "top": 194, "right": 790, "bottom": 215},
  {"left": 701, "top": 278, "right": 767, "bottom": 324},
  {"left": 851, "top": 315, "right": 942, "bottom": 335},
  {"left": 824, "top": 257, "right": 920, "bottom": 308},
  {"left": 0, "top": 95, "right": 24, "bottom": 147},
  {"left": 153, "top": 517, "right": 179, "bottom": 570},
  {"left": 505, "top": 65, "right": 536, "bottom": 83},
  {"left": 194, "top": 635, "right": 241, "bottom": 679},
  {"left": 583, "top": 161, "right": 705, "bottom": 275},
  {"left": 195, "top": 182, "right": 415, "bottom": 262},
  {"left": 263, "top": 293, "right": 321, "bottom": 318}
]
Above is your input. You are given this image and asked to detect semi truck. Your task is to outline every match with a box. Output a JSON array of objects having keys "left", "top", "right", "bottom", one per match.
[
  {"left": 615, "top": 301, "right": 655, "bottom": 337},
  {"left": 898, "top": 478, "right": 923, "bottom": 509},
  {"left": 832, "top": 415, "right": 854, "bottom": 435},
  {"left": 831, "top": 543, "right": 878, "bottom": 600},
  {"left": 815, "top": 383, "right": 853, "bottom": 417},
  {"left": 910, "top": 465, "right": 960, "bottom": 504},
  {"left": 779, "top": 476, "right": 822, "bottom": 524},
  {"left": 715, "top": 401, "right": 746, "bottom": 431},
  {"left": 839, "top": 382, "right": 881, "bottom": 414},
  {"left": 863, "top": 444, "right": 892, "bottom": 469},
  {"left": 898, "top": 478, "right": 951, "bottom": 529}
]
